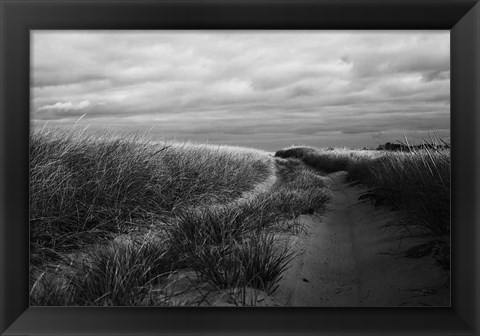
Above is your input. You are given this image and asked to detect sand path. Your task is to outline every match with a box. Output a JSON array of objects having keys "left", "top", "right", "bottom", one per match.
[{"left": 275, "top": 170, "right": 450, "bottom": 307}]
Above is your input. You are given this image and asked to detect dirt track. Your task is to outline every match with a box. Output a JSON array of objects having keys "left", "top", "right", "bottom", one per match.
[{"left": 274, "top": 171, "right": 450, "bottom": 307}]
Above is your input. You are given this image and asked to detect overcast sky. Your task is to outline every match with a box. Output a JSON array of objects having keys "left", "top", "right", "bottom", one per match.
[{"left": 31, "top": 31, "right": 450, "bottom": 150}]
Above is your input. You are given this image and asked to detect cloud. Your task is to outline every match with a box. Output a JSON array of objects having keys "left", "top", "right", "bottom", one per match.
[
  {"left": 31, "top": 31, "right": 450, "bottom": 149},
  {"left": 37, "top": 100, "right": 91, "bottom": 113}
]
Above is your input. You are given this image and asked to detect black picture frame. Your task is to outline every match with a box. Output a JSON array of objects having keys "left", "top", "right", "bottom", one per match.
[{"left": 1, "top": 0, "right": 479, "bottom": 335}]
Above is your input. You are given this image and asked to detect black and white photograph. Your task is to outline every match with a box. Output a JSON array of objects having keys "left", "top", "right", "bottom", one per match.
[{"left": 30, "top": 30, "right": 450, "bottom": 307}]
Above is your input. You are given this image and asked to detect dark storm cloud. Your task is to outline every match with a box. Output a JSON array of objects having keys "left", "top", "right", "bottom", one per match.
[{"left": 32, "top": 31, "right": 449, "bottom": 148}]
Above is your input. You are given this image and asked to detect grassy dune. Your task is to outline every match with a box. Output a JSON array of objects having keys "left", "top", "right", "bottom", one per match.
[
  {"left": 275, "top": 143, "right": 450, "bottom": 268},
  {"left": 30, "top": 129, "right": 330, "bottom": 306}
]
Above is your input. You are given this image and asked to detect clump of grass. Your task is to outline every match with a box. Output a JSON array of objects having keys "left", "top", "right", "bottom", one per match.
[
  {"left": 354, "top": 149, "right": 450, "bottom": 237},
  {"left": 166, "top": 161, "right": 329, "bottom": 295},
  {"left": 30, "top": 237, "right": 173, "bottom": 306},
  {"left": 30, "top": 267, "right": 76, "bottom": 306},
  {"left": 176, "top": 230, "right": 292, "bottom": 295},
  {"left": 166, "top": 199, "right": 286, "bottom": 286},
  {"left": 30, "top": 131, "right": 168, "bottom": 263},
  {"left": 267, "top": 159, "right": 330, "bottom": 218},
  {"left": 275, "top": 138, "right": 450, "bottom": 239},
  {"left": 159, "top": 142, "right": 275, "bottom": 209},
  {"left": 276, "top": 146, "right": 381, "bottom": 174},
  {"left": 30, "top": 128, "right": 274, "bottom": 264},
  {"left": 169, "top": 202, "right": 281, "bottom": 256},
  {"left": 74, "top": 238, "right": 172, "bottom": 306},
  {"left": 234, "top": 233, "right": 293, "bottom": 294}
]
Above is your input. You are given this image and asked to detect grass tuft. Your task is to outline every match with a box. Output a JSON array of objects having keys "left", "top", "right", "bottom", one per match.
[
  {"left": 30, "top": 128, "right": 274, "bottom": 264},
  {"left": 275, "top": 141, "right": 450, "bottom": 239}
]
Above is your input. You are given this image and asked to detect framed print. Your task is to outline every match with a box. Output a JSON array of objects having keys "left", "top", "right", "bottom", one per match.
[{"left": 1, "top": 0, "right": 479, "bottom": 335}]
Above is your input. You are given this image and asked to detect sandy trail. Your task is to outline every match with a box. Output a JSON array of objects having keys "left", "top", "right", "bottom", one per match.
[{"left": 275, "top": 170, "right": 450, "bottom": 307}]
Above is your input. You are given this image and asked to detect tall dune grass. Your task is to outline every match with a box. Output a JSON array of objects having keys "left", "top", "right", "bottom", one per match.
[
  {"left": 165, "top": 161, "right": 329, "bottom": 295},
  {"left": 30, "top": 129, "right": 274, "bottom": 264},
  {"left": 30, "top": 128, "right": 330, "bottom": 305},
  {"left": 275, "top": 142, "right": 450, "bottom": 238},
  {"left": 30, "top": 238, "right": 173, "bottom": 306}
]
